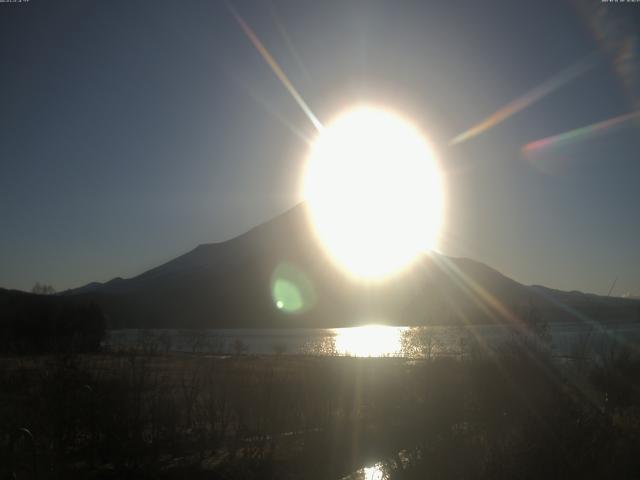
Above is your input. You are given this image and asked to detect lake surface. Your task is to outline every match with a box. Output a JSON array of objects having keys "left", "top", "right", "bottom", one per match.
[{"left": 105, "top": 321, "right": 640, "bottom": 360}]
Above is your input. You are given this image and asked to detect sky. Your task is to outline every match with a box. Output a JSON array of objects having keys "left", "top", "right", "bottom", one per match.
[{"left": 1, "top": 0, "right": 639, "bottom": 296}]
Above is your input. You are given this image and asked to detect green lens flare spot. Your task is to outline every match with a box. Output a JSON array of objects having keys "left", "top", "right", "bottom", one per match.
[
  {"left": 271, "top": 263, "right": 316, "bottom": 314},
  {"left": 273, "top": 279, "right": 303, "bottom": 312}
]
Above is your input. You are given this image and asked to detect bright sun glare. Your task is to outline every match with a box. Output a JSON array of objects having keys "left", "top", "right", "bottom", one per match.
[
  {"left": 303, "top": 106, "right": 444, "bottom": 280},
  {"left": 334, "top": 325, "right": 405, "bottom": 357}
]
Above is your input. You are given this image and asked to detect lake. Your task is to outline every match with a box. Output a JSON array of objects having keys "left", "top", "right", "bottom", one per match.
[{"left": 105, "top": 321, "right": 640, "bottom": 360}]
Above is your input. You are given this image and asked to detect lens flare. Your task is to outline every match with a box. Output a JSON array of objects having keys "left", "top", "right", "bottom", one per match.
[
  {"left": 522, "top": 110, "right": 640, "bottom": 155},
  {"left": 575, "top": 2, "right": 640, "bottom": 109},
  {"left": 271, "top": 263, "right": 316, "bottom": 314},
  {"left": 450, "top": 52, "right": 599, "bottom": 145}
]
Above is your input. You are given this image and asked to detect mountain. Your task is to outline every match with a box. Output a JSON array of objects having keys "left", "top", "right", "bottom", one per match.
[{"left": 62, "top": 204, "right": 639, "bottom": 329}]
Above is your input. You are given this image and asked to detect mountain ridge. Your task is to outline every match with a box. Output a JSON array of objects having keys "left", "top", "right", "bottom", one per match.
[{"left": 58, "top": 204, "right": 638, "bottom": 329}]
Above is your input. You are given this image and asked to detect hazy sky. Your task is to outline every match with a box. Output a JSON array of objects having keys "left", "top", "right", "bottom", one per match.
[{"left": 1, "top": 0, "right": 639, "bottom": 296}]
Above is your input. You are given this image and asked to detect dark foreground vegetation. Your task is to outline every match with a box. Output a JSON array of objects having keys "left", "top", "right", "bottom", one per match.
[
  {"left": 1, "top": 335, "right": 639, "bottom": 480},
  {"left": 0, "top": 289, "right": 106, "bottom": 354}
]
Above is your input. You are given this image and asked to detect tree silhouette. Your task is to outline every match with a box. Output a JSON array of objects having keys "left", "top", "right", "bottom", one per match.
[{"left": 31, "top": 282, "right": 56, "bottom": 295}]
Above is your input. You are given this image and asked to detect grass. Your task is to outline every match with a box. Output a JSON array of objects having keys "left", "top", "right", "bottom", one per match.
[{"left": 1, "top": 339, "right": 639, "bottom": 479}]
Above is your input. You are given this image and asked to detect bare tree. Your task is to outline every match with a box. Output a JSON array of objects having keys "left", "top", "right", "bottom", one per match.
[{"left": 31, "top": 282, "right": 56, "bottom": 295}]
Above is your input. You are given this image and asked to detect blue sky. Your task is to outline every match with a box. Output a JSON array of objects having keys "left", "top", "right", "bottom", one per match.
[{"left": 1, "top": 0, "right": 639, "bottom": 296}]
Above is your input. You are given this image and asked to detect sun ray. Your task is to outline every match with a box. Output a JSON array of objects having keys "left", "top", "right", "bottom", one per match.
[
  {"left": 424, "top": 255, "right": 562, "bottom": 426},
  {"left": 230, "top": 70, "right": 314, "bottom": 144},
  {"left": 226, "top": 1, "right": 323, "bottom": 132},
  {"left": 432, "top": 255, "right": 521, "bottom": 327},
  {"left": 267, "top": 0, "right": 313, "bottom": 86},
  {"left": 427, "top": 255, "right": 600, "bottom": 424},
  {"left": 450, "top": 52, "right": 600, "bottom": 145}
]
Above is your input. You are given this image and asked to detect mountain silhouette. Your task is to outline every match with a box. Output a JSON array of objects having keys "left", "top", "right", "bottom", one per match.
[{"left": 60, "top": 204, "right": 639, "bottom": 329}]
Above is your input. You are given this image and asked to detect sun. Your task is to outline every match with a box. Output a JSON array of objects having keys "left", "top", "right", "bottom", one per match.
[{"left": 303, "top": 106, "right": 444, "bottom": 280}]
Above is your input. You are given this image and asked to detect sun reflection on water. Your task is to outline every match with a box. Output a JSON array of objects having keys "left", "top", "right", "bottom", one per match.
[
  {"left": 363, "top": 463, "right": 386, "bottom": 480},
  {"left": 333, "top": 325, "right": 406, "bottom": 357}
]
